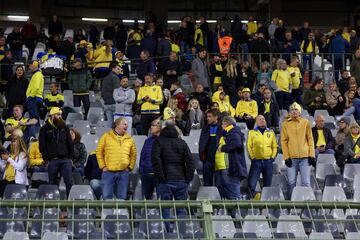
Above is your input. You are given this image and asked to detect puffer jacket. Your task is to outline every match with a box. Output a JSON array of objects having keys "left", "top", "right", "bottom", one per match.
[
  {"left": 96, "top": 130, "right": 137, "bottom": 171},
  {"left": 73, "top": 142, "right": 87, "bottom": 168},
  {"left": 139, "top": 135, "right": 158, "bottom": 174},
  {"left": 113, "top": 87, "right": 136, "bottom": 115},
  {"left": 29, "top": 140, "right": 44, "bottom": 167},
  {"left": 151, "top": 125, "right": 195, "bottom": 183},
  {"left": 93, "top": 45, "right": 113, "bottom": 69},
  {"left": 67, "top": 68, "right": 93, "bottom": 94}
]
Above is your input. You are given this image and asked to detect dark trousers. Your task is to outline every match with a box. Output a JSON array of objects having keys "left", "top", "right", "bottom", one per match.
[
  {"left": 141, "top": 173, "right": 158, "bottom": 200},
  {"left": 26, "top": 97, "right": 43, "bottom": 120},
  {"left": 238, "top": 117, "right": 256, "bottom": 130},
  {"left": 203, "top": 161, "right": 215, "bottom": 186},
  {"left": 140, "top": 114, "right": 160, "bottom": 135},
  {"left": 291, "top": 89, "right": 303, "bottom": 105},
  {"left": 333, "top": 57, "right": 344, "bottom": 81},
  {"left": 48, "top": 159, "right": 73, "bottom": 197},
  {"left": 157, "top": 180, "right": 188, "bottom": 230},
  {"left": 247, "top": 159, "right": 273, "bottom": 196},
  {"left": 275, "top": 91, "right": 291, "bottom": 110},
  {"left": 0, "top": 180, "right": 15, "bottom": 197},
  {"left": 73, "top": 95, "right": 90, "bottom": 119}
]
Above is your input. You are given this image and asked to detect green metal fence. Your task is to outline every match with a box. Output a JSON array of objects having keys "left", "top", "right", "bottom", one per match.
[{"left": 1, "top": 199, "right": 360, "bottom": 239}]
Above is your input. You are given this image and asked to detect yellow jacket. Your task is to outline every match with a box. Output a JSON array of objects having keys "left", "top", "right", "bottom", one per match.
[
  {"left": 29, "top": 141, "right": 44, "bottom": 167},
  {"left": 272, "top": 69, "right": 291, "bottom": 92},
  {"left": 96, "top": 130, "right": 137, "bottom": 171},
  {"left": 247, "top": 128, "right": 278, "bottom": 160},
  {"left": 281, "top": 117, "right": 315, "bottom": 160},
  {"left": 93, "top": 45, "right": 112, "bottom": 69},
  {"left": 235, "top": 99, "right": 258, "bottom": 118},
  {"left": 215, "top": 137, "right": 227, "bottom": 171},
  {"left": 194, "top": 28, "right": 204, "bottom": 46},
  {"left": 137, "top": 85, "right": 163, "bottom": 114},
  {"left": 26, "top": 70, "right": 44, "bottom": 98},
  {"left": 247, "top": 22, "right": 258, "bottom": 35},
  {"left": 212, "top": 91, "right": 235, "bottom": 116}
]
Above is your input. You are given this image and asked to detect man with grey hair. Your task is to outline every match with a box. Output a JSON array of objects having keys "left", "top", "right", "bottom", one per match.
[
  {"left": 217, "top": 116, "right": 247, "bottom": 199},
  {"left": 312, "top": 114, "right": 335, "bottom": 158}
]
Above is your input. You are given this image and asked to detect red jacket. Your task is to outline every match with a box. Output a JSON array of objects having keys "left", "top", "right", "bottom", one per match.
[
  {"left": 22, "top": 23, "right": 38, "bottom": 39},
  {"left": 173, "top": 89, "right": 187, "bottom": 112}
]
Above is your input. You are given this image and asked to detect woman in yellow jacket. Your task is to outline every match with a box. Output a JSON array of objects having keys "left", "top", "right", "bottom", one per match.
[
  {"left": 96, "top": 117, "right": 137, "bottom": 200},
  {"left": 28, "top": 138, "right": 46, "bottom": 173},
  {"left": 93, "top": 40, "right": 114, "bottom": 79}
]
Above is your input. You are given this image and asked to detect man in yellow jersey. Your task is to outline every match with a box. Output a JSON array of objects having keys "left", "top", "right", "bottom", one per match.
[
  {"left": 137, "top": 73, "right": 163, "bottom": 135},
  {"left": 44, "top": 82, "right": 64, "bottom": 112},
  {"left": 26, "top": 60, "right": 44, "bottom": 120},
  {"left": 281, "top": 102, "right": 315, "bottom": 197},
  {"left": 272, "top": 59, "right": 291, "bottom": 110},
  {"left": 4, "top": 105, "right": 37, "bottom": 142},
  {"left": 312, "top": 115, "right": 335, "bottom": 158},
  {"left": 210, "top": 54, "right": 223, "bottom": 91},
  {"left": 247, "top": 115, "right": 278, "bottom": 196},
  {"left": 288, "top": 56, "right": 303, "bottom": 104},
  {"left": 235, "top": 88, "right": 258, "bottom": 129}
]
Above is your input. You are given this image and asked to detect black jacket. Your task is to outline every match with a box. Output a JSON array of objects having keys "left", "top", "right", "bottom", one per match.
[
  {"left": 188, "top": 91, "right": 211, "bottom": 112},
  {"left": 39, "top": 119, "right": 74, "bottom": 162},
  {"left": 151, "top": 125, "right": 195, "bottom": 183},
  {"left": 312, "top": 126, "right": 335, "bottom": 150},
  {"left": 199, "top": 123, "right": 223, "bottom": 161},
  {"left": 5, "top": 75, "right": 28, "bottom": 108},
  {"left": 257, "top": 99, "right": 280, "bottom": 129},
  {"left": 136, "top": 58, "right": 156, "bottom": 81},
  {"left": 160, "top": 59, "right": 183, "bottom": 88}
]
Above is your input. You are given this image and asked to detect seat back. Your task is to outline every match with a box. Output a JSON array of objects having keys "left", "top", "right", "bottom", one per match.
[
  {"left": 322, "top": 186, "right": 347, "bottom": 202},
  {"left": 242, "top": 215, "right": 272, "bottom": 238},
  {"left": 196, "top": 186, "right": 221, "bottom": 200},
  {"left": 3, "top": 184, "right": 27, "bottom": 200},
  {"left": 42, "top": 232, "right": 69, "bottom": 240},
  {"left": 81, "top": 135, "right": 99, "bottom": 152},
  {"left": 212, "top": 215, "right": 236, "bottom": 238},
  {"left": 276, "top": 215, "right": 307, "bottom": 238},
  {"left": 36, "top": 185, "right": 60, "bottom": 200},
  {"left": 3, "top": 232, "right": 29, "bottom": 240},
  {"left": 68, "top": 185, "right": 95, "bottom": 200},
  {"left": 261, "top": 186, "right": 285, "bottom": 200},
  {"left": 291, "top": 186, "right": 316, "bottom": 201}
]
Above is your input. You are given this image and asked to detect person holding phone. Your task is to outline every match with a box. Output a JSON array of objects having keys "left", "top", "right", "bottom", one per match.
[{"left": 0, "top": 136, "right": 29, "bottom": 197}]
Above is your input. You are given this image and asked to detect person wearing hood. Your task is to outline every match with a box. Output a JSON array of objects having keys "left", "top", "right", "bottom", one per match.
[
  {"left": 247, "top": 115, "right": 278, "bottom": 197},
  {"left": 212, "top": 88, "right": 235, "bottom": 117},
  {"left": 170, "top": 82, "right": 187, "bottom": 112},
  {"left": 151, "top": 121, "right": 194, "bottom": 227},
  {"left": 39, "top": 107, "right": 74, "bottom": 197},
  {"left": 96, "top": 117, "right": 137, "bottom": 200},
  {"left": 113, "top": 76, "right": 135, "bottom": 135},
  {"left": 281, "top": 102, "right": 315, "bottom": 198},
  {"left": 217, "top": 116, "right": 247, "bottom": 199}
]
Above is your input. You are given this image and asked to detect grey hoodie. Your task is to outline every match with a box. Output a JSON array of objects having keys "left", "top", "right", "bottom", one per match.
[{"left": 113, "top": 86, "right": 136, "bottom": 115}]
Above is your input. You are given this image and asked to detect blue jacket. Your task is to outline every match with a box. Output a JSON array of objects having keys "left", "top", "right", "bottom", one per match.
[
  {"left": 141, "top": 35, "right": 157, "bottom": 57},
  {"left": 199, "top": 123, "right": 223, "bottom": 161},
  {"left": 220, "top": 125, "right": 247, "bottom": 180},
  {"left": 139, "top": 135, "right": 158, "bottom": 174},
  {"left": 329, "top": 35, "right": 350, "bottom": 58},
  {"left": 84, "top": 153, "right": 102, "bottom": 180}
]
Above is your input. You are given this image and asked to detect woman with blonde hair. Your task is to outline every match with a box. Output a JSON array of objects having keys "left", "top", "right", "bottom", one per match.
[
  {"left": 164, "top": 96, "right": 183, "bottom": 122},
  {"left": 185, "top": 98, "right": 204, "bottom": 131},
  {"left": 0, "top": 135, "right": 28, "bottom": 197},
  {"left": 222, "top": 57, "right": 239, "bottom": 99},
  {"left": 238, "top": 60, "right": 255, "bottom": 91}
]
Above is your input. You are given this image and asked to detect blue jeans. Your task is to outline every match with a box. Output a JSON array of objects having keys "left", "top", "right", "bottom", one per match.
[
  {"left": 101, "top": 170, "right": 129, "bottom": 200},
  {"left": 287, "top": 158, "right": 310, "bottom": 198},
  {"left": 240, "top": 43, "right": 249, "bottom": 61},
  {"left": 12, "top": 50, "right": 22, "bottom": 61},
  {"left": 26, "top": 97, "right": 43, "bottom": 120},
  {"left": 141, "top": 174, "right": 158, "bottom": 200},
  {"left": 345, "top": 98, "right": 360, "bottom": 120},
  {"left": 48, "top": 159, "right": 73, "bottom": 197},
  {"left": 104, "top": 104, "right": 115, "bottom": 128},
  {"left": 31, "top": 165, "right": 48, "bottom": 173},
  {"left": 90, "top": 179, "right": 102, "bottom": 200},
  {"left": 303, "top": 55, "right": 313, "bottom": 80},
  {"left": 23, "top": 125, "right": 36, "bottom": 143},
  {"left": 247, "top": 159, "right": 273, "bottom": 196},
  {"left": 157, "top": 180, "right": 188, "bottom": 229},
  {"left": 215, "top": 169, "right": 241, "bottom": 200},
  {"left": 203, "top": 161, "right": 215, "bottom": 186}
]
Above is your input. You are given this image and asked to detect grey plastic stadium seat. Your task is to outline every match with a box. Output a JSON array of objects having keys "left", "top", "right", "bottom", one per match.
[
  {"left": 271, "top": 174, "right": 289, "bottom": 199},
  {"left": 67, "top": 214, "right": 97, "bottom": 239},
  {"left": 73, "top": 120, "right": 91, "bottom": 135},
  {"left": 331, "top": 129, "right": 337, "bottom": 138},
  {"left": 133, "top": 181, "right": 143, "bottom": 200},
  {"left": 309, "top": 232, "right": 334, "bottom": 239},
  {"left": 177, "top": 216, "right": 203, "bottom": 239},
  {"left": 242, "top": 215, "right": 272, "bottom": 238},
  {"left": 30, "top": 172, "right": 49, "bottom": 187},
  {"left": 316, "top": 163, "right": 337, "bottom": 181},
  {"left": 138, "top": 214, "right": 165, "bottom": 237},
  {"left": 133, "top": 135, "right": 147, "bottom": 170},
  {"left": 353, "top": 174, "right": 360, "bottom": 191},
  {"left": 317, "top": 154, "right": 336, "bottom": 165},
  {"left": 322, "top": 186, "right": 347, "bottom": 202},
  {"left": 291, "top": 186, "right": 316, "bottom": 201},
  {"left": 68, "top": 185, "right": 95, "bottom": 200},
  {"left": 104, "top": 214, "right": 131, "bottom": 239},
  {"left": 196, "top": 186, "right": 221, "bottom": 200},
  {"left": 0, "top": 214, "right": 25, "bottom": 239},
  {"left": 3, "top": 184, "right": 27, "bottom": 200},
  {"left": 261, "top": 186, "right": 288, "bottom": 218},
  {"left": 66, "top": 112, "right": 83, "bottom": 125},
  {"left": 81, "top": 135, "right": 99, "bottom": 152},
  {"left": 212, "top": 215, "right": 236, "bottom": 238},
  {"left": 311, "top": 215, "right": 341, "bottom": 238},
  {"left": 182, "top": 136, "right": 199, "bottom": 154},
  {"left": 344, "top": 164, "right": 360, "bottom": 181},
  {"left": 346, "top": 232, "right": 360, "bottom": 239},
  {"left": 314, "top": 109, "right": 330, "bottom": 117},
  {"left": 188, "top": 174, "right": 202, "bottom": 200},
  {"left": 87, "top": 107, "right": 104, "bottom": 124},
  {"left": 233, "top": 232, "right": 258, "bottom": 239},
  {"left": 96, "top": 126, "right": 110, "bottom": 138},
  {"left": 96, "top": 120, "right": 110, "bottom": 128},
  {"left": 30, "top": 213, "right": 59, "bottom": 239},
  {"left": 89, "top": 91, "right": 96, "bottom": 102},
  {"left": 345, "top": 215, "right": 360, "bottom": 233},
  {"left": 90, "top": 101, "right": 104, "bottom": 108},
  {"left": 236, "top": 122, "right": 248, "bottom": 130},
  {"left": 276, "top": 215, "right": 307, "bottom": 238},
  {"left": 42, "top": 232, "right": 69, "bottom": 240},
  {"left": 3, "top": 232, "right": 29, "bottom": 240}
]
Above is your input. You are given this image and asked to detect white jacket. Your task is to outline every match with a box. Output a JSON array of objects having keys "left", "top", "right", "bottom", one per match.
[{"left": 0, "top": 152, "right": 28, "bottom": 185}]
